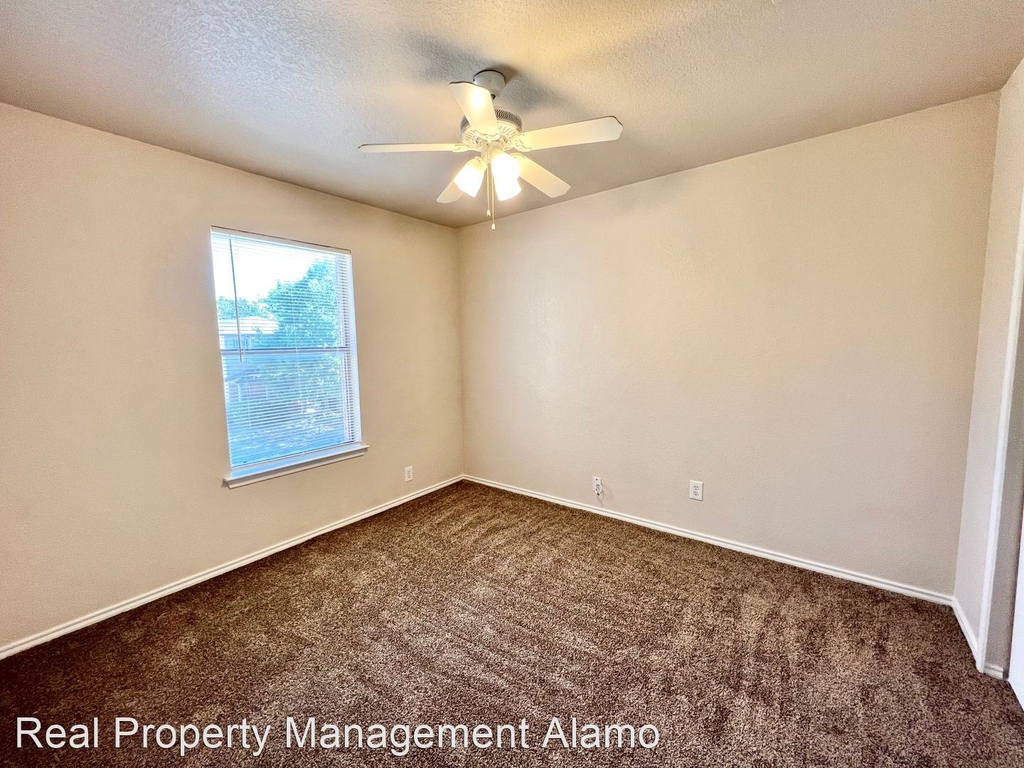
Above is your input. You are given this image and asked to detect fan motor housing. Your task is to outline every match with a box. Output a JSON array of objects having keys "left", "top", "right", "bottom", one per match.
[{"left": 461, "top": 109, "right": 523, "bottom": 147}]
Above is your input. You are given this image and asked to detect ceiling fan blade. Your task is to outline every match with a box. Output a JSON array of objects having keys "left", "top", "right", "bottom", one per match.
[
  {"left": 436, "top": 178, "right": 463, "bottom": 204},
  {"left": 359, "top": 142, "right": 467, "bottom": 153},
  {"left": 449, "top": 82, "right": 499, "bottom": 136},
  {"left": 517, "top": 117, "right": 622, "bottom": 151},
  {"left": 515, "top": 155, "right": 570, "bottom": 198}
]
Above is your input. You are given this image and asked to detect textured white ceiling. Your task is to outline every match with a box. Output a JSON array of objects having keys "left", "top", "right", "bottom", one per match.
[{"left": 2, "top": 1, "right": 1023, "bottom": 228}]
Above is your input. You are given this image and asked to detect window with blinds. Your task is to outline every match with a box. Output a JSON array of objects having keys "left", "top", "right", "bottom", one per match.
[{"left": 211, "top": 228, "right": 363, "bottom": 484}]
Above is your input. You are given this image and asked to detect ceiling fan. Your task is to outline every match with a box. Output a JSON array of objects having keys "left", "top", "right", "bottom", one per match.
[{"left": 359, "top": 70, "right": 622, "bottom": 228}]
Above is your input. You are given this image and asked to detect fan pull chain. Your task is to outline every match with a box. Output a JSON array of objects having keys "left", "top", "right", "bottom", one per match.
[{"left": 489, "top": 167, "right": 497, "bottom": 230}]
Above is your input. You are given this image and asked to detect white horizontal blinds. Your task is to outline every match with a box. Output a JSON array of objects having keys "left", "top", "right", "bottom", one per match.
[{"left": 211, "top": 229, "right": 361, "bottom": 470}]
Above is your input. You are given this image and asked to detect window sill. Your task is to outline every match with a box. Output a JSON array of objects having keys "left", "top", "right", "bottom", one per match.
[{"left": 223, "top": 444, "right": 368, "bottom": 488}]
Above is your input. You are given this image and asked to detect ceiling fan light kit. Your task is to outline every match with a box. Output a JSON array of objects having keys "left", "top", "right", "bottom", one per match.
[{"left": 359, "top": 69, "right": 623, "bottom": 230}]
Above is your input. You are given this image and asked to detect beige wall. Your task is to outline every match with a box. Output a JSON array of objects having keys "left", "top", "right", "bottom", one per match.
[
  {"left": 0, "top": 104, "right": 463, "bottom": 650},
  {"left": 459, "top": 95, "right": 998, "bottom": 597},
  {"left": 0, "top": 91, "right": 1008, "bottom": 657},
  {"left": 955, "top": 58, "right": 1024, "bottom": 672}
]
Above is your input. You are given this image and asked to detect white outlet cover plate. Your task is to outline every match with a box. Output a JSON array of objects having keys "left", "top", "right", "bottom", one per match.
[{"left": 689, "top": 480, "right": 703, "bottom": 501}]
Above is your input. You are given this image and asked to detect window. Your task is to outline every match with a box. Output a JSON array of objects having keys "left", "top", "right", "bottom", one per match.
[{"left": 211, "top": 228, "right": 363, "bottom": 486}]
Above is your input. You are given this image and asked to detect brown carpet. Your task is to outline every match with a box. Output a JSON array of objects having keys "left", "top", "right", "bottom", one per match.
[{"left": 2, "top": 480, "right": 1023, "bottom": 766}]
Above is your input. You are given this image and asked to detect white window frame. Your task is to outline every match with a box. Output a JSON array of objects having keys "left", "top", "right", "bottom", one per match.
[{"left": 211, "top": 227, "right": 366, "bottom": 488}]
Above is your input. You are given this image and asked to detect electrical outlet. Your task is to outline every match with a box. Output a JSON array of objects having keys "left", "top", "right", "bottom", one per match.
[
  {"left": 689, "top": 480, "right": 703, "bottom": 501},
  {"left": 404, "top": 466, "right": 413, "bottom": 482},
  {"left": 592, "top": 476, "right": 603, "bottom": 498}
]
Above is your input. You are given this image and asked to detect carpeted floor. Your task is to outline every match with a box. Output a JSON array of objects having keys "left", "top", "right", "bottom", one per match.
[{"left": 2, "top": 481, "right": 1024, "bottom": 766}]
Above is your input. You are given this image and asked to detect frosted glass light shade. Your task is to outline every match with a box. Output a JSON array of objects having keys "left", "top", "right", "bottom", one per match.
[{"left": 454, "top": 157, "right": 486, "bottom": 197}]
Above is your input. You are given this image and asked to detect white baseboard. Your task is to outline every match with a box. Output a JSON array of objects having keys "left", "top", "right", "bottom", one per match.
[
  {"left": 463, "top": 475, "right": 953, "bottom": 606},
  {"left": 0, "top": 476, "right": 464, "bottom": 661},
  {"left": 985, "top": 662, "right": 1008, "bottom": 679},
  {"left": 953, "top": 597, "right": 985, "bottom": 671},
  {"left": 467, "top": 476, "right": 1020, "bottom": 679},
  {"left": 952, "top": 598, "right": 1009, "bottom": 680},
  {"left": 6, "top": 473, "right": 1000, "bottom": 682}
]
